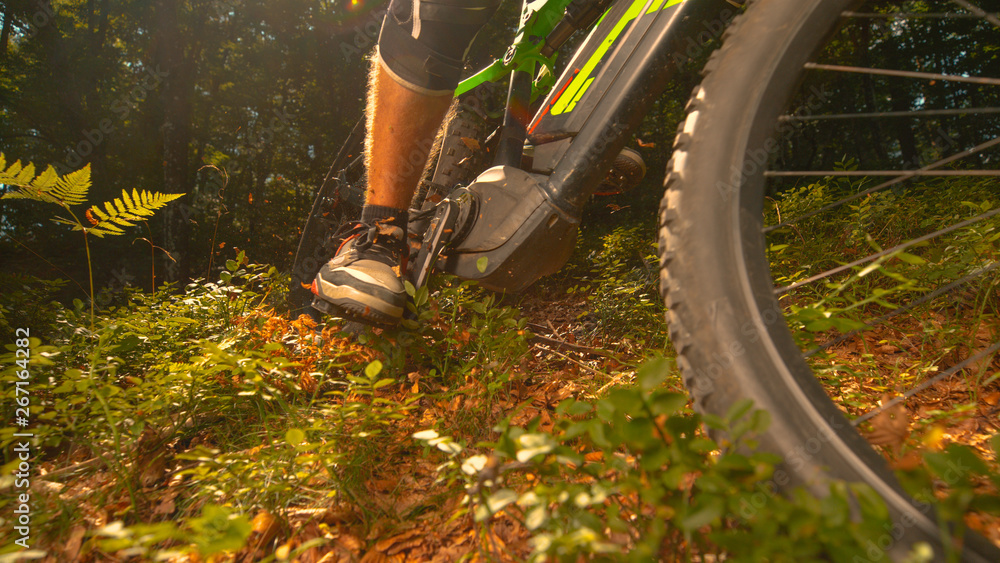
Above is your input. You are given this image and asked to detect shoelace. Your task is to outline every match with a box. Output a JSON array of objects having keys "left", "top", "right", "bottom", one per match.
[{"left": 332, "top": 220, "right": 404, "bottom": 259}]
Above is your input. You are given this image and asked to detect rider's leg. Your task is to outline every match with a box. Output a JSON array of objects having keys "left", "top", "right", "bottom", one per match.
[
  {"left": 365, "top": 63, "right": 453, "bottom": 211},
  {"left": 313, "top": 0, "right": 500, "bottom": 325}
]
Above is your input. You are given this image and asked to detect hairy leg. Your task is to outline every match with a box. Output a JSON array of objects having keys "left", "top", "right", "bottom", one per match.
[{"left": 364, "top": 62, "right": 453, "bottom": 210}]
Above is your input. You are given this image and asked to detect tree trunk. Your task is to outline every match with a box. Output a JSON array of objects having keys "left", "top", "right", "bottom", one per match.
[
  {"left": 92, "top": 0, "right": 110, "bottom": 53},
  {"left": 153, "top": 0, "right": 194, "bottom": 283},
  {"left": 1, "top": 5, "right": 12, "bottom": 59}
]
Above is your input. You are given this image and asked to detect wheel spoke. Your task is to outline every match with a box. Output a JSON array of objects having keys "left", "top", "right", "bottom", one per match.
[
  {"left": 803, "top": 62, "right": 1000, "bottom": 86},
  {"left": 851, "top": 341, "right": 1000, "bottom": 427},
  {"left": 804, "top": 263, "right": 1000, "bottom": 358},
  {"left": 779, "top": 107, "right": 1000, "bottom": 122},
  {"left": 764, "top": 136, "right": 1000, "bottom": 234},
  {"left": 773, "top": 207, "right": 1000, "bottom": 296}
]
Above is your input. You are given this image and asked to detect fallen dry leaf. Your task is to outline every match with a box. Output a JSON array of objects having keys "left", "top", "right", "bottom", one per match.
[
  {"left": 359, "top": 550, "right": 393, "bottom": 563},
  {"left": 63, "top": 526, "right": 86, "bottom": 560},
  {"left": 153, "top": 490, "right": 179, "bottom": 516},
  {"left": 138, "top": 452, "right": 169, "bottom": 488},
  {"left": 376, "top": 528, "right": 424, "bottom": 555},
  {"left": 250, "top": 510, "right": 282, "bottom": 550},
  {"left": 865, "top": 394, "right": 909, "bottom": 454},
  {"left": 890, "top": 450, "right": 923, "bottom": 471}
]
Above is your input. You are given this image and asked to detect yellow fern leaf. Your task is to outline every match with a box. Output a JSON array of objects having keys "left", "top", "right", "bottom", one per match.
[
  {"left": 88, "top": 223, "right": 125, "bottom": 237},
  {"left": 84, "top": 190, "right": 183, "bottom": 237},
  {"left": 52, "top": 166, "right": 91, "bottom": 206},
  {"left": 3, "top": 154, "right": 184, "bottom": 240},
  {"left": 31, "top": 166, "right": 60, "bottom": 192},
  {"left": 13, "top": 163, "right": 36, "bottom": 187},
  {"left": 90, "top": 205, "right": 109, "bottom": 221},
  {"left": 121, "top": 189, "right": 135, "bottom": 210},
  {"left": 105, "top": 201, "right": 135, "bottom": 227},
  {"left": 1, "top": 160, "right": 49, "bottom": 203},
  {"left": 3, "top": 160, "right": 24, "bottom": 180},
  {"left": 1, "top": 154, "right": 91, "bottom": 207}
]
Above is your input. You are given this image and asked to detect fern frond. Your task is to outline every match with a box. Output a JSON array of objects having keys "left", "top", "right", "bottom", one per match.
[
  {"left": 87, "top": 223, "right": 125, "bottom": 238},
  {"left": 1, "top": 153, "right": 91, "bottom": 206},
  {"left": 3, "top": 160, "right": 34, "bottom": 185},
  {"left": 84, "top": 189, "right": 185, "bottom": 237},
  {"left": 51, "top": 167, "right": 91, "bottom": 206},
  {"left": 122, "top": 189, "right": 135, "bottom": 210},
  {"left": 31, "top": 166, "right": 60, "bottom": 191}
]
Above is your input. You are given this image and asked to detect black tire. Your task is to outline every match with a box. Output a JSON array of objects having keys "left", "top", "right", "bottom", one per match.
[
  {"left": 289, "top": 119, "right": 366, "bottom": 322},
  {"left": 660, "top": 0, "right": 1000, "bottom": 560}
]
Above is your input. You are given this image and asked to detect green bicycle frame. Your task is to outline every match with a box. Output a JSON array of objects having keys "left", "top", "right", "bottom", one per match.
[
  {"left": 438, "top": 0, "right": 742, "bottom": 290},
  {"left": 455, "top": 0, "right": 575, "bottom": 98}
]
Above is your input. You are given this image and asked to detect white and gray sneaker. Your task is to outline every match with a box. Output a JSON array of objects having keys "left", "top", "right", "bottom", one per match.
[{"left": 311, "top": 219, "right": 407, "bottom": 326}]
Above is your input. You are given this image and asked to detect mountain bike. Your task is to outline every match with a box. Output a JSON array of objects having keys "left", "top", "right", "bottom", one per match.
[{"left": 291, "top": 0, "right": 1000, "bottom": 559}]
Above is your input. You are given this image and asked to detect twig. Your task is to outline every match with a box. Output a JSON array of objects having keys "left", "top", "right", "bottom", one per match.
[
  {"left": 526, "top": 322, "right": 616, "bottom": 357},
  {"left": 529, "top": 333, "right": 614, "bottom": 356},
  {"left": 201, "top": 164, "right": 230, "bottom": 279},
  {"left": 545, "top": 319, "right": 560, "bottom": 337},
  {"left": 534, "top": 344, "right": 613, "bottom": 379},
  {"left": 596, "top": 371, "right": 635, "bottom": 395},
  {"left": 42, "top": 458, "right": 104, "bottom": 481}
]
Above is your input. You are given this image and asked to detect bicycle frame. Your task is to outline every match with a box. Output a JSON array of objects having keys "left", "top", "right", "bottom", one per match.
[{"left": 422, "top": 0, "right": 742, "bottom": 291}]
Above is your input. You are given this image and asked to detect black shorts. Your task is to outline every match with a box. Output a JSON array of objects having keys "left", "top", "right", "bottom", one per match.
[{"left": 377, "top": 0, "right": 502, "bottom": 95}]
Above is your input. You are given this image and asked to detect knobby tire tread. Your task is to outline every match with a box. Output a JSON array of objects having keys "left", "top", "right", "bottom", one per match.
[{"left": 659, "top": 0, "right": 1000, "bottom": 560}]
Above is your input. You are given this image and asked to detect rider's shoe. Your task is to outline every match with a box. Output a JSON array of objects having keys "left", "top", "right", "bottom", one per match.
[{"left": 311, "top": 216, "right": 408, "bottom": 326}]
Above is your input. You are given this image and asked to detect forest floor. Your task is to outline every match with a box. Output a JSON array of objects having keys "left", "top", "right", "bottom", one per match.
[
  {"left": 5, "top": 206, "right": 999, "bottom": 561},
  {"left": 22, "top": 277, "right": 1000, "bottom": 563}
]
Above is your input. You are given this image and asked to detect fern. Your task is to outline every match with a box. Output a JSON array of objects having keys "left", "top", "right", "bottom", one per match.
[
  {"left": 1, "top": 153, "right": 185, "bottom": 329},
  {"left": 0, "top": 155, "right": 91, "bottom": 207},
  {"left": 1, "top": 154, "right": 183, "bottom": 238},
  {"left": 81, "top": 189, "right": 184, "bottom": 238}
]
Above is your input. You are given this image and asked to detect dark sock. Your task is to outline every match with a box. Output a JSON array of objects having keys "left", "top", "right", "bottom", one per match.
[{"left": 361, "top": 204, "right": 407, "bottom": 227}]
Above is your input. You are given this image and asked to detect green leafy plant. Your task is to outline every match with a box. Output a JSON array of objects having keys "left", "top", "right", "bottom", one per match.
[
  {"left": 393, "top": 275, "right": 530, "bottom": 385},
  {"left": 0, "top": 273, "right": 67, "bottom": 343},
  {"left": 896, "top": 439, "right": 1000, "bottom": 563},
  {"left": 0, "top": 153, "right": 183, "bottom": 328},
  {"left": 414, "top": 357, "right": 946, "bottom": 562},
  {"left": 567, "top": 225, "right": 665, "bottom": 345},
  {"left": 95, "top": 504, "right": 252, "bottom": 558}
]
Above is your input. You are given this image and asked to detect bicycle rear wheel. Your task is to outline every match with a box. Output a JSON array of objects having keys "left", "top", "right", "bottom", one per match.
[
  {"left": 661, "top": 0, "right": 1000, "bottom": 559},
  {"left": 289, "top": 119, "right": 366, "bottom": 322}
]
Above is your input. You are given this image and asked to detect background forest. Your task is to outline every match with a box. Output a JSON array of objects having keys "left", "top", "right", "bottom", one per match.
[
  {"left": 5, "top": 0, "right": 996, "bottom": 303},
  {"left": 0, "top": 0, "right": 530, "bottom": 299}
]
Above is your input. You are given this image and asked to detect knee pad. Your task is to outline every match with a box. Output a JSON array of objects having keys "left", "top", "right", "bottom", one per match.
[{"left": 377, "top": 0, "right": 502, "bottom": 95}]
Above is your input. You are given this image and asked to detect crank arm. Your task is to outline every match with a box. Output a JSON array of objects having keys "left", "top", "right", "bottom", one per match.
[
  {"left": 410, "top": 199, "right": 460, "bottom": 290},
  {"left": 408, "top": 186, "right": 478, "bottom": 290}
]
